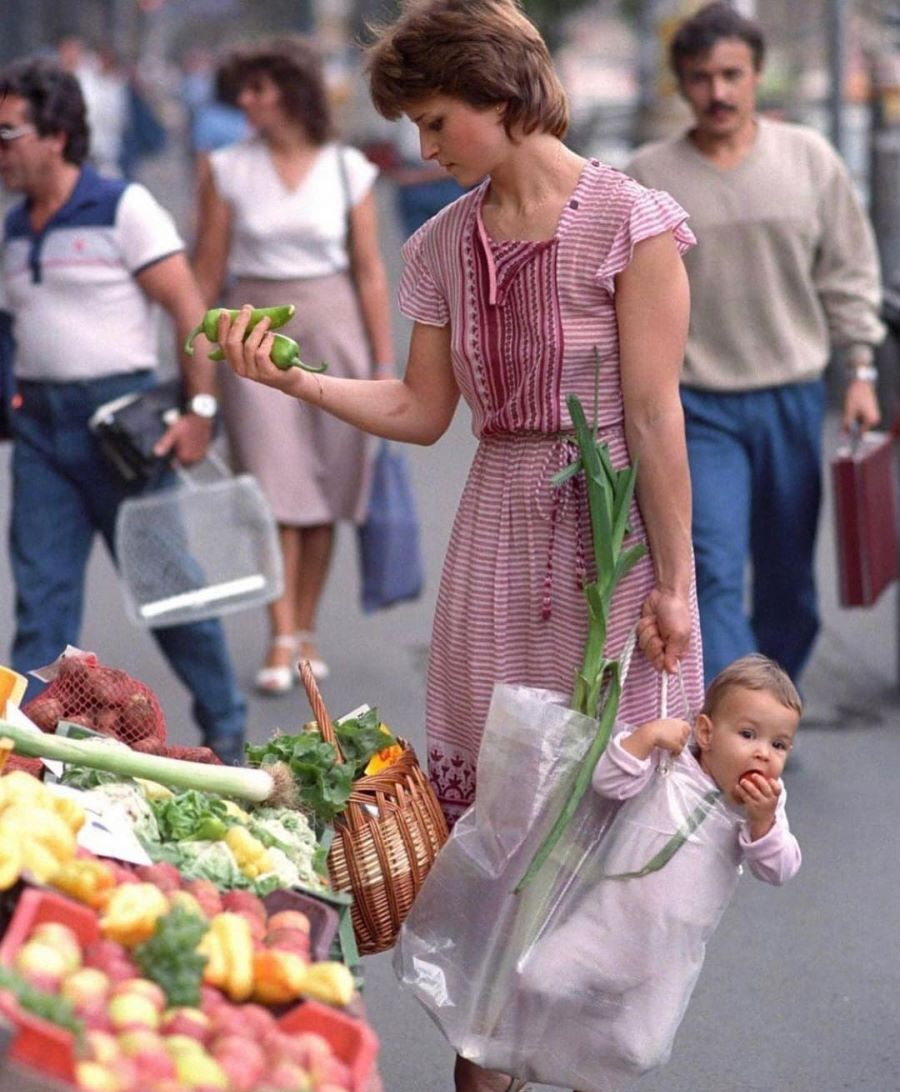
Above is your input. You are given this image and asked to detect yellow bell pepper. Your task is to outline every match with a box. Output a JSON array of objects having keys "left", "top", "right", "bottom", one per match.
[
  {"left": 197, "top": 927, "right": 229, "bottom": 991},
  {"left": 297, "top": 960, "right": 356, "bottom": 1007},
  {"left": 1, "top": 804, "right": 77, "bottom": 861},
  {"left": 364, "top": 722, "right": 404, "bottom": 775},
  {"left": 22, "top": 840, "right": 66, "bottom": 884},
  {"left": 50, "top": 794, "right": 86, "bottom": 834},
  {"left": 0, "top": 837, "right": 22, "bottom": 890},
  {"left": 100, "top": 882, "right": 170, "bottom": 947},
  {"left": 0, "top": 769, "right": 53, "bottom": 809},
  {"left": 50, "top": 857, "right": 116, "bottom": 910},
  {"left": 202, "top": 912, "right": 254, "bottom": 1002},
  {"left": 251, "top": 949, "right": 308, "bottom": 1005},
  {"left": 224, "top": 826, "right": 272, "bottom": 880}
]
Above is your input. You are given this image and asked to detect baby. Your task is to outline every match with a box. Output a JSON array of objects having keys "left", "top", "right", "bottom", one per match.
[{"left": 517, "top": 653, "right": 802, "bottom": 1087}]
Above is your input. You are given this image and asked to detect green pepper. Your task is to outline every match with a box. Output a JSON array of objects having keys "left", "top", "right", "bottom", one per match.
[
  {"left": 184, "top": 304, "right": 296, "bottom": 355},
  {"left": 208, "top": 332, "right": 328, "bottom": 373}
]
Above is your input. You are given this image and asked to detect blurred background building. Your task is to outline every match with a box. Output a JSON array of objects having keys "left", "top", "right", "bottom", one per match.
[{"left": 1, "top": 0, "right": 898, "bottom": 380}]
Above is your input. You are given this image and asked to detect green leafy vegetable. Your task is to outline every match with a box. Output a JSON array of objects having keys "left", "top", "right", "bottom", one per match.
[
  {"left": 0, "top": 965, "right": 84, "bottom": 1045},
  {"left": 245, "top": 709, "right": 398, "bottom": 827},
  {"left": 133, "top": 904, "right": 208, "bottom": 1007},
  {"left": 150, "top": 789, "right": 232, "bottom": 842},
  {"left": 246, "top": 734, "right": 353, "bottom": 825},
  {"left": 334, "top": 707, "right": 396, "bottom": 774}
]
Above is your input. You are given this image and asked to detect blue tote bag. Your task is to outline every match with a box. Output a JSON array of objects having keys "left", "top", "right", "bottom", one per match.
[{"left": 357, "top": 440, "right": 424, "bottom": 612}]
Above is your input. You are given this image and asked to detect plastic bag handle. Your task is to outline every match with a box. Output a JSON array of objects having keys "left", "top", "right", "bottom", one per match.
[
  {"left": 172, "top": 449, "right": 233, "bottom": 491},
  {"left": 659, "top": 663, "right": 689, "bottom": 774}
]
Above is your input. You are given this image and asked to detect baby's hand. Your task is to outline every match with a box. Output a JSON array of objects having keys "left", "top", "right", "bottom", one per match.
[{"left": 734, "top": 772, "right": 781, "bottom": 840}]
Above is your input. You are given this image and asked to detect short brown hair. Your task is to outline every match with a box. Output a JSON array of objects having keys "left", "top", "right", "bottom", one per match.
[
  {"left": 702, "top": 654, "right": 802, "bottom": 719},
  {"left": 365, "top": 0, "right": 568, "bottom": 140},
  {"left": 228, "top": 35, "right": 334, "bottom": 144},
  {"left": 670, "top": 1, "right": 766, "bottom": 81}
]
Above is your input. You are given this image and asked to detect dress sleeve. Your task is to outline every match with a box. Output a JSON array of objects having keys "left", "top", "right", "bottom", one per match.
[
  {"left": 596, "top": 185, "right": 696, "bottom": 295},
  {"left": 398, "top": 223, "right": 450, "bottom": 327}
]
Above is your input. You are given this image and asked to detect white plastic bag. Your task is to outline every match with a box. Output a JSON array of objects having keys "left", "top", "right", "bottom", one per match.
[{"left": 395, "top": 682, "right": 744, "bottom": 1092}]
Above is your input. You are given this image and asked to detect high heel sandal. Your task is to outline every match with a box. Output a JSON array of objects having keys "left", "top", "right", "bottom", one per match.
[
  {"left": 254, "top": 634, "right": 297, "bottom": 696},
  {"left": 296, "top": 630, "right": 329, "bottom": 682}
]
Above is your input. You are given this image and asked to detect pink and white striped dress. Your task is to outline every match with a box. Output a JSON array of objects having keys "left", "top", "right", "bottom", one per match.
[{"left": 399, "top": 159, "right": 704, "bottom": 825}]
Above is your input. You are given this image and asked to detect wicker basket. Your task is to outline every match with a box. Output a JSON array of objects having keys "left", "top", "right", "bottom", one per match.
[{"left": 300, "top": 661, "right": 449, "bottom": 956}]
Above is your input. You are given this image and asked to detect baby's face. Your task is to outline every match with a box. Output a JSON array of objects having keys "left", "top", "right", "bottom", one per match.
[{"left": 697, "top": 687, "right": 799, "bottom": 803}]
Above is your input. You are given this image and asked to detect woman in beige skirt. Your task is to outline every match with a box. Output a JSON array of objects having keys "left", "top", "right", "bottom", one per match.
[{"left": 192, "top": 35, "right": 394, "bottom": 692}]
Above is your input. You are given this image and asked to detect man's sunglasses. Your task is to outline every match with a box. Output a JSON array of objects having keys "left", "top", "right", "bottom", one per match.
[{"left": 0, "top": 124, "right": 36, "bottom": 149}]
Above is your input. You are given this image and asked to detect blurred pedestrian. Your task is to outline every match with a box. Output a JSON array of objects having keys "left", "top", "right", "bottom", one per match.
[
  {"left": 192, "top": 35, "right": 394, "bottom": 693},
  {"left": 0, "top": 57, "right": 247, "bottom": 764},
  {"left": 57, "top": 36, "right": 128, "bottom": 178},
  {"left": 626, "top": 1, "right": 885, "bottom": 686}
]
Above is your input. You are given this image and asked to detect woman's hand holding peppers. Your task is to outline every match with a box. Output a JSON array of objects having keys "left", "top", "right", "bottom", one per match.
[{"left": 217, "top": 305, "right": 316, "bottom": 398}]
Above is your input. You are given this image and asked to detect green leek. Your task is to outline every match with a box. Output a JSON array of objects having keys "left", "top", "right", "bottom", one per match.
[
  {"left": 0, "top": 720, "right": 273, "bottom": 802},
  {"left": 515, "top": 392, "right": 646, "bottom": 892}
]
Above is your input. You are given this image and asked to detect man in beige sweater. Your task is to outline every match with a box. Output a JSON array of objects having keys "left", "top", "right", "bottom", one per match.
[{"left": 627, "top": 0, "right": 884, "bottom": 686}]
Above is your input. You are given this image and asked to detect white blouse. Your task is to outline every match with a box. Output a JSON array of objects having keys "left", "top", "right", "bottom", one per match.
[{"left": 209, "top": 138, "right": 378, "bottom": 280}]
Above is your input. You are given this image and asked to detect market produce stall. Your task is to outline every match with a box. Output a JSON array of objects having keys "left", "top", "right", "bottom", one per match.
[{"left": 0, "top": 650, "right": 444, "bottom": 1092}]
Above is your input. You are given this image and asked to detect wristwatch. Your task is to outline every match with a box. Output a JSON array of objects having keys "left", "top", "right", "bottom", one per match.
[
  {"left": 185, "top": 393, "right": 218, "bottom": 419},
  {"left": 847, "top": 364, "right": 878, "bottom": 384}
]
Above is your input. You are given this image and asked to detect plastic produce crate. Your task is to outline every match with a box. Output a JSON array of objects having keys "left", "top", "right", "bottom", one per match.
[
  {"left": 278, "top": 998, "right": 379, "bottom": 1092},
  {"left": 0, "top": 888, "right": 97, "bottom": 1083}
]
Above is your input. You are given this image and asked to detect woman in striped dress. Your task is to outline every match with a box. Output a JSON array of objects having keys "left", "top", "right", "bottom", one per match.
[{"left": 219, "top": 2, "right": 703, "bottom": 1086}]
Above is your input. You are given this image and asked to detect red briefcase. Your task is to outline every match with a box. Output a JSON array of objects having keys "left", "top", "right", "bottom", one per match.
[{"left": 830, "top": 430, "right": 899, "bottom": 607}]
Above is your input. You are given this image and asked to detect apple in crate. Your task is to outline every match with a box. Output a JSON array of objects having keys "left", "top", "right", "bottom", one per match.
[
  {"left": 13, "top": 938, "right": 72, "bottom": 992},
  {"left": 61, "top": 967, "right": 111, "bottom": 1012},
  {"left": 108, "top": 990, "right": 161, "bottom": 1032},
  {"left": 160, "top": 1006, "right": 211, "bottom": 1044},
  {"left": 28, "top": 921, "right": 83, "bottom": 972},
  {"left": 117, "top": 1029, "right": 177, "bottom": 1083},
  {"left": 111, "top": 977, "right": 167, "bottom": 1012}
]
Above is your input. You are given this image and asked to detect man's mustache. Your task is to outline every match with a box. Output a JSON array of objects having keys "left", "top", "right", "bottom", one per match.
[{"left": 706, "top": 101, "right": 736, "bottom": 114}]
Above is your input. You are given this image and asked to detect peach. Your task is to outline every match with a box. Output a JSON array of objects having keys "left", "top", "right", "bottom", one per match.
[
  {"left": 112, "top": 977, "right": 167, "bottom": 1011},
  {"left": 160, "top": 1006, "right": 211, "bottom": 1043},
  {"left": 13, "top": 940, "right": 70, "bottom": 991},
  {"left": 265, "top": 909, "right": 311, "bottom": 934},
  {"left": 61, "top": 966, "right": 111, "bottom": 1009},
  {"left": 84, "top": 1029, "right": 120, "bottom": 1065},
  {"left": 234, "top": 1002, "right": 276, "bottom": 1038},
  {"left": 184, "top": 880, "right": 222, "bottom": 919},
  {"left": 220, "top": 889, "right": 266, "bottom": 922},
  {"left": 264, "top": 1058, "right": 312, "bottom": 1091},
  {"left": 163, "top": 1033, "right": 207, "bottom": 1058},
  {"left": 173, "top": 1050, "right": 228, "bottom": 1090},
  {"left": 29, "top": 921, "right": 83, "bottom": 968},
  {"left": 74, "top": 1060, "right": 127, "bottom": 1092},
  {"left": 264, "top": 927, "right": 311, "bottom": 959},
  {"left": 210, "top": 1036, "right": 266, "bottom": 1092},
  {"left": 107, "top": 991, "right": 161, "bottom": 1032}
]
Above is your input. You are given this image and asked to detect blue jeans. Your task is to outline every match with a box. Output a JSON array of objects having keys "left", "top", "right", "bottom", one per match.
[
  {"left": 8, "top": 373, "right": 247, "bottom": 761},
  {"left": 682, "top": 381, "right": 826, "bottom": 686}
]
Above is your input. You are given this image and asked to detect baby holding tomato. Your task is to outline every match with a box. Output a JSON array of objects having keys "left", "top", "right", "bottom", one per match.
[{"left": 515, "top": 654, "right": 801, "bottom": 1089}]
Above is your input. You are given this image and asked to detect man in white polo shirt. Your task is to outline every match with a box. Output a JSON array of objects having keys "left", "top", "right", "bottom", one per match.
[{"left": 0, "top": 56, "right": 246, "bottom": 763}]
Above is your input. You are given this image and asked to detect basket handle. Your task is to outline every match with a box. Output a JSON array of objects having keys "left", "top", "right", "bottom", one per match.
[{"left": 298, "top": 660, "right": 344, "bottom": 764}]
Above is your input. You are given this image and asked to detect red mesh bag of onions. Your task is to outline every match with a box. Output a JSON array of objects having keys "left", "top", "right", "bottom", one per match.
[{"left": 22, "top": 649, "right": 167, "bottom": 750}]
